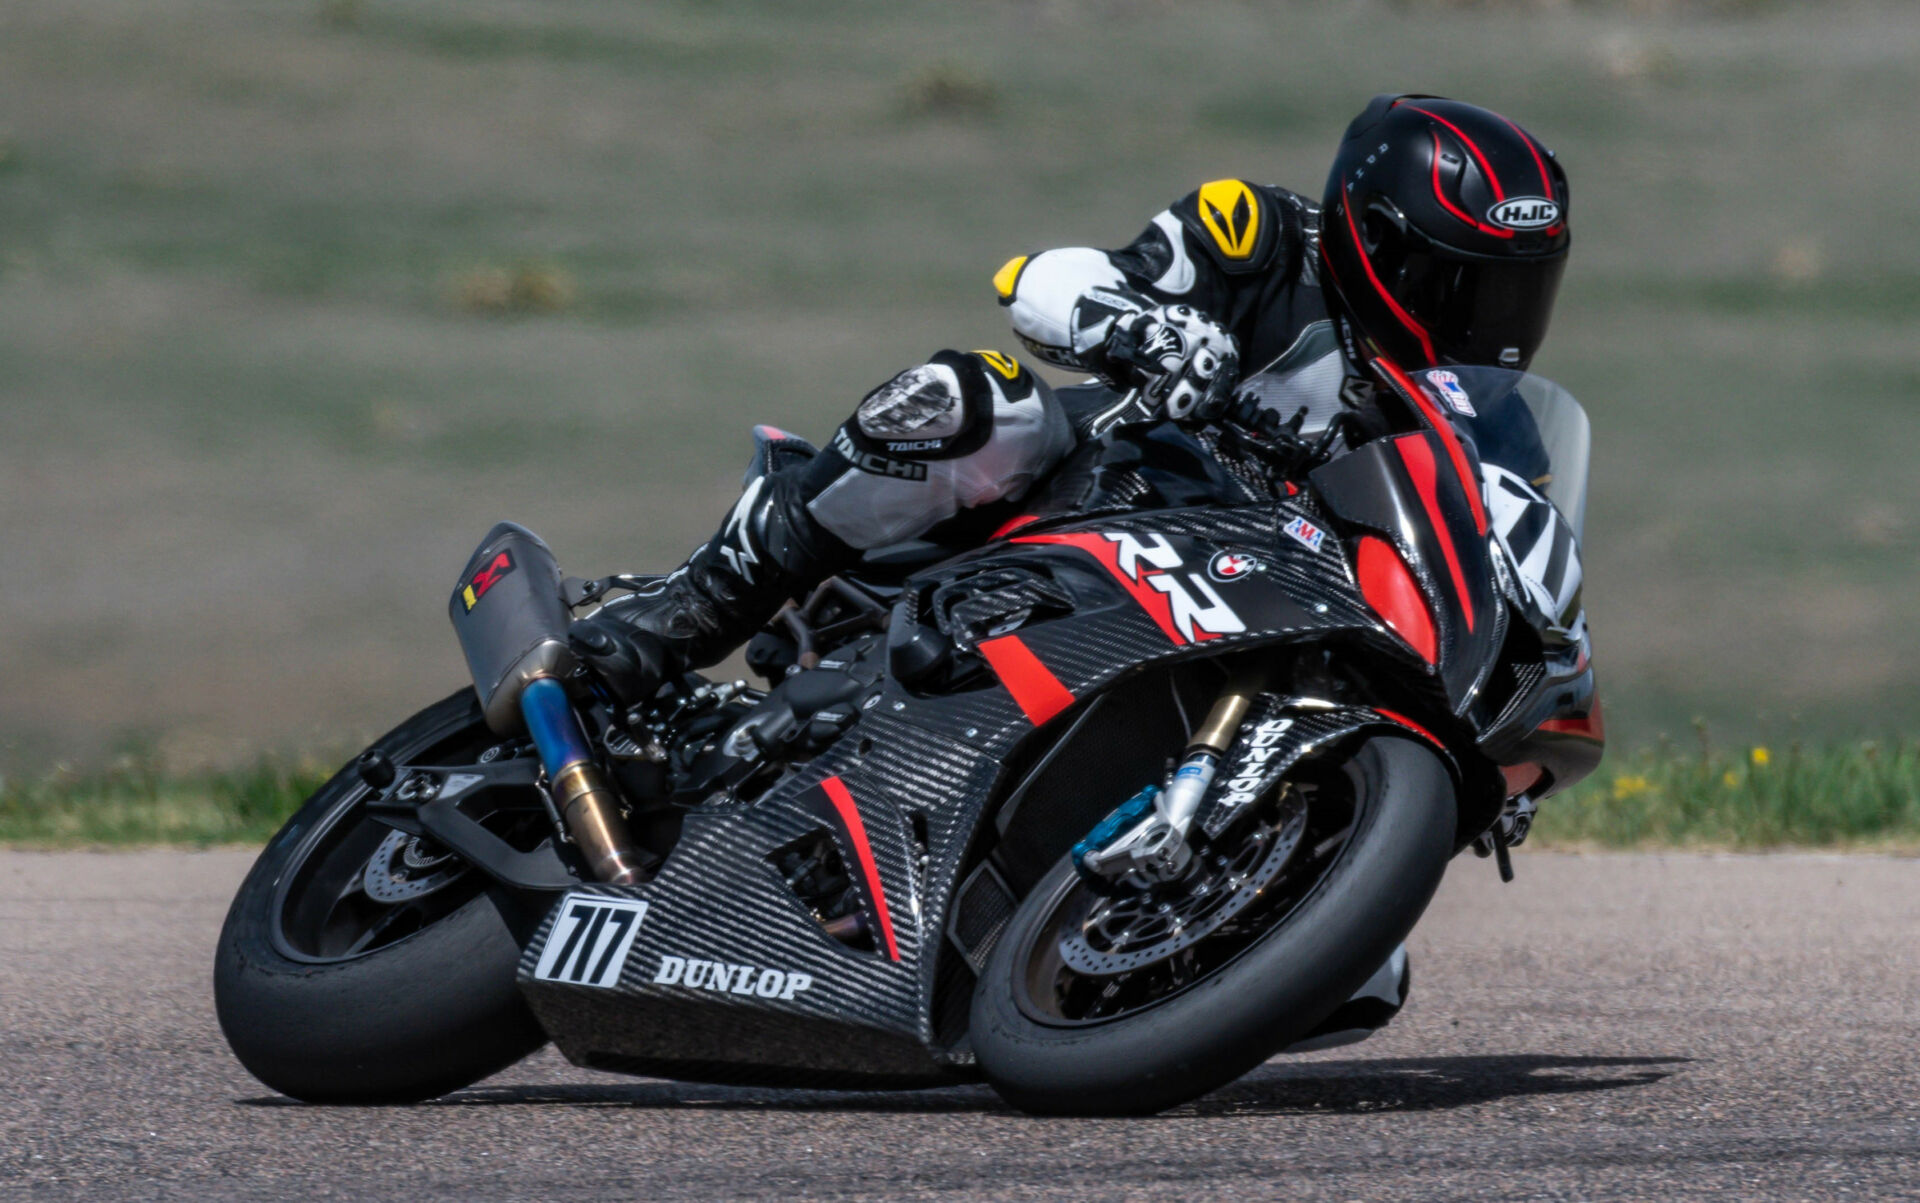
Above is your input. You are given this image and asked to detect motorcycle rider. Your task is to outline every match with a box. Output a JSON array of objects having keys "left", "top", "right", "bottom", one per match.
[
  {"left": 573, "top": 93, "right": 1574, "bottom": 696},
  {"left": 571, "top": 94, "right": 1580, "bottom": 1036}
]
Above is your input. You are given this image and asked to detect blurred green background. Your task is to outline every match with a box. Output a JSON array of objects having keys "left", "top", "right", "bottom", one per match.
[{"left": 4, "top": 0, "right": 1918, "bottom": 774}]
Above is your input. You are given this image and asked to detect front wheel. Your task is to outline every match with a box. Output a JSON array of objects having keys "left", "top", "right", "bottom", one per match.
[
  {"left": 970, "top": 735, "right": 1455, "bottom": 1116},
  {"left": 214, "top": 689, "right": 556, "bottom": 1103}
]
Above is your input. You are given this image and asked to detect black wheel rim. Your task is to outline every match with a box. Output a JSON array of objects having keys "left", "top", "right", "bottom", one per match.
[
  {"left": 269, "top": 717, "right": 544, "bottom": 964},
  {"left": 1009, "top": 762, "right": 1361, "bottom": 1029}
]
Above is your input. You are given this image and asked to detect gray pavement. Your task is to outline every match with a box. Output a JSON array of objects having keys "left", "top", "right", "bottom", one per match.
[{"left": 2, "top": 848, "right": 1917, "bottom": 1200}]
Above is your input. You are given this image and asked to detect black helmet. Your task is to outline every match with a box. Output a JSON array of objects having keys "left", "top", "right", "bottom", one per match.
[{"left": 1320, "top": 94, "right": 1570, "bottom": 373}]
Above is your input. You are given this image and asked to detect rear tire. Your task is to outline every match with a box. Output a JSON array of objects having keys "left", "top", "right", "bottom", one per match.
[
  {"left": 214, "top": 690, "right": 553, "bottom": 1103},
  {"left": 970, "top": 735, "right": 1454, "bottom": 1116}
]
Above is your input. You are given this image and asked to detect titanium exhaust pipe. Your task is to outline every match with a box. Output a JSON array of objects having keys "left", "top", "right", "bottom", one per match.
[{"left": 521, "top": 677, "right": 649, "bottom": 885}]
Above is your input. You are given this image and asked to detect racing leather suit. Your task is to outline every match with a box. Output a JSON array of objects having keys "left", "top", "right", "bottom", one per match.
[
  {"left": 578, "top": 180, "right": 1357, "bottom": 688},
  {"left": 805, "top": 179, "right": 1350, "bottom": 552}
]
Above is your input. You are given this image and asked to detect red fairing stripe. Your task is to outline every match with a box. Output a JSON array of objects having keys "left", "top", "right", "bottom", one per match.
[
  {"left": 1430, "top": 133, "right": 1513, "bottom": 240},
  {"left": 977, "top": 634, "right": 1076, "bottom": 726},
  {"left": 1394, "top": 435, "right": 1476, "bottom": 635},
  {"left": 1375, "top": 358, "right": 1488, "bottom": 536},
  {"left": 1356, "top": 535, "right": 1437, "bottom": 664},
  {"left": 1341, "top": 183, "right": 1437, "bottom": 366},
  {"left": 1375, "top": 707, "right": 1445, "bottom": 751},
  {"left": 820, "top": 776, "right": 900, "bottom": 961},
  {"left": 990, "top": 513, "right": 1040, "bottom": 540},
  {"left": 1405, "top": 105, "right": 1506, "bottom": 201},
  {"left": 1013, "top": 531, "right": 1215, "bottom": 647},
  {"left": 1538, "top": 696, "right": 1606, "bottom": 743}
]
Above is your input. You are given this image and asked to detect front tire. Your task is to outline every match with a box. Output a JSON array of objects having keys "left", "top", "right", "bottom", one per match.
[
  {"left": 970, "top": 735, "right": 1455, "bottom": 1116},
  {"left": 214, "top": 690, "right": 553, "bottom": 1103}
]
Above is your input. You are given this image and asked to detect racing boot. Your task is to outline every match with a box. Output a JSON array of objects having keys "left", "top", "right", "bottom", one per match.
[{"left": 570, "top": 461, "right": 853, "bottom": 706}]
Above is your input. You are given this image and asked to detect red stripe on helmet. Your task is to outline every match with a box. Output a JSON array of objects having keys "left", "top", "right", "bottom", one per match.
[
  {"left": 1405, "top": 105, "right": 1506, "bottom": 201},
  {"left": 1341, "top": 183, "right": 1437, "bottom": 366},
  {"left": 1499, "top": 115, "right": 1554, "bottom": 197},
  {"left": 1430, "top": 133, "right": 1513, "bottom": 240}
]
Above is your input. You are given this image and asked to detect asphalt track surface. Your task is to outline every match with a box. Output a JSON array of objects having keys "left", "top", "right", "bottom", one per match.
[{"left": 4, "top": 850, "right": 1918, "bottom": 1200}]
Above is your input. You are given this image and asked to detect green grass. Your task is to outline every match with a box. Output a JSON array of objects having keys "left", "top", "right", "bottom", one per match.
[
  {"left": 0, "top": 755, "right": 330, "bottom": 848},
  {"left": 1536, "top": 736, "right": 1920, "bottom": 850},
  {"left": 6, "top": 738, "right": 1919, "bottom": 850},
  {"left": 6, "top": 0, "right": 1920, "bottom": 772}
]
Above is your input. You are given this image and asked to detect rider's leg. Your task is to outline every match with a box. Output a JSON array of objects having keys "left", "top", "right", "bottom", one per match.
[{"left": 571, "top": 350, "right": 1071, "bottom": 701}]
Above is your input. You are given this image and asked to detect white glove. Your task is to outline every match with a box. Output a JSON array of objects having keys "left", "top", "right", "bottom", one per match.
[{"left": 1105, "top": 303, "right": 1240, "bottom": 421}]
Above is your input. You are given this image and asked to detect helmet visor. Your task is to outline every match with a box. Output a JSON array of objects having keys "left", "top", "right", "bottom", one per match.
[{"left": 1396, "top": 248, "right": 1566, "bottom": 369}]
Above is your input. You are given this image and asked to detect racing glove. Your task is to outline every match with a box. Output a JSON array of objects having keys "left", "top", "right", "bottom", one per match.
[{"left": 1071, "top": 294, "right": 1240, "bottom": 422}]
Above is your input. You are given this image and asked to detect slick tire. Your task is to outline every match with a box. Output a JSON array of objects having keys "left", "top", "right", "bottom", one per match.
[
  {"left": 214, "top": 690, "right": 551, "bottom": 1104},
  {"left": 971, "top": 736, "right": 1455, "bottom": 1116}
]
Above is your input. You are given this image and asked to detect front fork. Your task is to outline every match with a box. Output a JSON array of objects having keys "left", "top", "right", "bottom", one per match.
[
  {"left": 519, "top": 677, "right": 651, "bottom": 885},
  {"left": 1074, "top": 667, "right": 1266, "bottom": 887}
]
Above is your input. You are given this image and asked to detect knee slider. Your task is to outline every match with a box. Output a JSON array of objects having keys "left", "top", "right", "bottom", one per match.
[{"left": 847, "top": 349, "right": 1033, "bottom": 462}]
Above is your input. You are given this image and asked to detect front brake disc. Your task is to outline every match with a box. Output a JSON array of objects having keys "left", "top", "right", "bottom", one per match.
[{"left": 1057, "top": 797, "right": 1306, "bottom": 977}]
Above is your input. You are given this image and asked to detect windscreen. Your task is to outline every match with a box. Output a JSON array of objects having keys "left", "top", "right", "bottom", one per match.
[{"left": 1423, "top": 365, "right": 1592, "bottom": 539}]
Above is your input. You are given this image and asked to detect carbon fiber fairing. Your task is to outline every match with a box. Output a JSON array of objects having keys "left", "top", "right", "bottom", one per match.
[{"left": 517, "top": 496, "right": 1487, "bottom": 1084}]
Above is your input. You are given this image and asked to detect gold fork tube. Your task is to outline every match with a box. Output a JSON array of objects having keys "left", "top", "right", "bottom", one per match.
[{"left": 1189, "top": 667, "right": 1268, "bottom": 753}]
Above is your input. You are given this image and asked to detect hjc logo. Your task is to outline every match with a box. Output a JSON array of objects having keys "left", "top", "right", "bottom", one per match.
[
  {"left": 1486, "top": 197, "right": 1561, "bottom": 230},
  {"left": 1104, "top": 532, "right": 1246, "bottom": 644}
]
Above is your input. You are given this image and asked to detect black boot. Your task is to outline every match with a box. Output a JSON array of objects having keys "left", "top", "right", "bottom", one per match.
[{"left": 571, "top": 465, "right": 851, "bottom": 705}]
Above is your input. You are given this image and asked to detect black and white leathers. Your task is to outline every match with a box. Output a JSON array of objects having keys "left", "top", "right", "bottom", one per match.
[{"left": 799, "top": 180, "right": 1354, "bottom": 554}]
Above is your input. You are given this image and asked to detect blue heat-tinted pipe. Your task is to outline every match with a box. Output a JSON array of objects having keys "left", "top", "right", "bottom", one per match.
[{"left": 519, "top": 677, "right": 591, "bottom": 781}]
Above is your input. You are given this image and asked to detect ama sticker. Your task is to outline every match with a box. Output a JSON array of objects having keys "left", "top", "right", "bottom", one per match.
[
  {"left": 1282, "top": 516, "right": 1326, "bottom": 554},
  {"left": 1425, "top": 370, "right": 1475, "bottom": 418}
]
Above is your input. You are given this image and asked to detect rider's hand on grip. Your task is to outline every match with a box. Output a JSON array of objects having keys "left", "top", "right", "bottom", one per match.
[
  {"left": 1105, "top": 304, "right": 1239, "bottom": 422},
  {"left": 568, "top": 616, "right": 670, "bottom": 707}
]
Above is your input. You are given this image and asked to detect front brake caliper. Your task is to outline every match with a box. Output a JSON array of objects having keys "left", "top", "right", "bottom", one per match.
[{"left": 1071, "top": 785, "right": 1191, "bottom": 892}]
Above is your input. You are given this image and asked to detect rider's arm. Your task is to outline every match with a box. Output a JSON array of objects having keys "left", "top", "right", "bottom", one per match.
[{"left": 994, "top": 179, "right": 1302, "bottom": 380}]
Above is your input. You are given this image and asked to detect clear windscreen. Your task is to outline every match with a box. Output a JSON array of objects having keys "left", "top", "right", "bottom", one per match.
[{"left": 1424, "top": 365, "right": 1592, "bottom": 538}]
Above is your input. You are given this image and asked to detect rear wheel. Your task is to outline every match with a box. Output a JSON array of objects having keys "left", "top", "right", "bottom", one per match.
[
  {"left": 214, "top": 689, "right": 558, "bottom": 1103},
  {"left": 970, "top": 735, "right": 1454, "bottom": 1116}
]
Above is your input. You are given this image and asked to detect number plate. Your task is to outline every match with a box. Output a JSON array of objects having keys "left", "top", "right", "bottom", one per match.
[{"left": 532, "top": 895, "right": 650, "bottom": 989}]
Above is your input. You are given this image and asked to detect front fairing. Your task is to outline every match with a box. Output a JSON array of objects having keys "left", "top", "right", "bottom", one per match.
[
  {"left": 1409, "top": 363, "right": 1603, "bottom": 794},
  {"left": 1309, "top": 431, "right": 1506, "bottom": 714}
]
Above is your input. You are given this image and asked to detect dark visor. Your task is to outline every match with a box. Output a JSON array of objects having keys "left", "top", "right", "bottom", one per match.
[{"left": 1395, "top": 250, "right": 1567, "bottom": 368}]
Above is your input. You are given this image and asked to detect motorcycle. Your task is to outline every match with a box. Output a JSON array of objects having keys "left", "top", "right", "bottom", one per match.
[{"left": 214, "top": 359, "right": 1602, "bottom": 1115}]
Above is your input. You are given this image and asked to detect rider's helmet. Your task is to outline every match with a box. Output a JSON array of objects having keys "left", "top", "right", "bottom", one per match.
[{"left": 1319, "top": 94, "right": 1570, "bottom": 373}]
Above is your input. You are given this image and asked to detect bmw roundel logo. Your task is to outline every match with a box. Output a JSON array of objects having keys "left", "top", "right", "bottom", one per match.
[
  {"left": 1208, "top": 551, "right": 1261, "bottom": 582},
  {"left": 1486, "top": 196, "right": 1561, "bottom": 230}
]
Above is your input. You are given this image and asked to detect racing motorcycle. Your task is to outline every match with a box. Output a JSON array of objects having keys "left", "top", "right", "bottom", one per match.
[{"left": 214, "top": 360, "right": 1603, "bottom": 1115}]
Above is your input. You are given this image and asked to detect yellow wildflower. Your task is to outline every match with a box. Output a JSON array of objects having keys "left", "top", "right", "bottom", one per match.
[
  {"left": 1612, "top": 774, "right": 1651, "bottom": 801},
  {"left": 1751, "top": 746, "right": 1771, "bottom": 767},
  {"left": 1722, "top": 770, "right": 1740, "bottom": 788}
]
